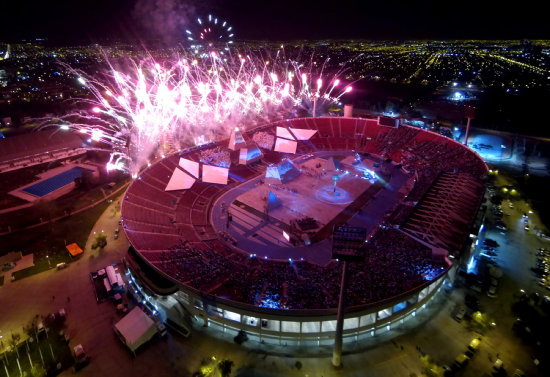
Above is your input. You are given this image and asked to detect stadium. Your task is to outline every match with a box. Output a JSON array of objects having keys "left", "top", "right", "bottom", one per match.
[{"left": 121, "top": 115, "right": 488, "bottom": 346}]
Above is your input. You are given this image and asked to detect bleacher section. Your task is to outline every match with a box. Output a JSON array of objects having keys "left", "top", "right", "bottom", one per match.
[
  {"left": 0, "top": 129, "right": 85, "bottom": 174},
  {"left": 122, "top": 117, "right": 487, "bottom": 310}
]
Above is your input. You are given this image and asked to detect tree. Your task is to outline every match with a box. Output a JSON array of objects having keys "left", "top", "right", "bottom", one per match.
[
  {"left": 81, "top": 168, "right": 97, "bottom": 189},
  {"left": 31, "top": 364, "right": 46, "bottom": 377},
  {"left": 92, "top": 233, "right": 107, "bottom": 250},
  {"left": 490, "top": 194, "right": 503, "bottom": 205},
  {"left": 9, "top": 332, "right": 21, "bottom": 357},
  {"left": 218, "top": 360, "right": 234, "bottom": 377},
  {"left": 35, "top": 198, "right": 54, "bottom": 222}
]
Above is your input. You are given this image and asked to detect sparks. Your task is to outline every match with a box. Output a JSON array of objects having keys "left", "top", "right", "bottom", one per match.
[{"left": 39, "top": 50, "right": 355, "bottom": 176}]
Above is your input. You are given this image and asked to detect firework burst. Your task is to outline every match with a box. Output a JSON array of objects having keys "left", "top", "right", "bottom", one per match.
[{"left": 42, "top": 48, "right": 353, "bottom": 175}]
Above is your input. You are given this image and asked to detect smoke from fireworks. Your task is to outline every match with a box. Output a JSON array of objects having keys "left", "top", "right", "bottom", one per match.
[{"left": 42, "top": 48, "right": 353, "bottom": 175}]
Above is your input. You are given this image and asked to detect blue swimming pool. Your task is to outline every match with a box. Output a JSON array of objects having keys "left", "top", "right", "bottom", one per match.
[{"left": 22, "top": 167, "right": 93, "bottom": 197}]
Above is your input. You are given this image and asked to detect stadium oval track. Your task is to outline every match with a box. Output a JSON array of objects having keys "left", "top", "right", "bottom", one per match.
[{"left": 121, "top": 116, "right": 488, "bottom": 343}]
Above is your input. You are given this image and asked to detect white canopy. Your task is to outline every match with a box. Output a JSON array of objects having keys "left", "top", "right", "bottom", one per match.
[{"left": 114, "top": 307, "right": 157, "bottom": 353}]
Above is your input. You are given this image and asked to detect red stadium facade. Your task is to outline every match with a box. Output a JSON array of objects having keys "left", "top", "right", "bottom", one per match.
[{"left": 121, "top": 116, "right": 487, "bottom": 345}]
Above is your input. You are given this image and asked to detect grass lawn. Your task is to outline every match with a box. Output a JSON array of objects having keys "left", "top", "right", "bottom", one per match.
[
  {"left": 0, "top": 176, "right": 129, "bottom": 232},
  {"left": 7, "top": 199, "right": 112, "bottom": 281}
]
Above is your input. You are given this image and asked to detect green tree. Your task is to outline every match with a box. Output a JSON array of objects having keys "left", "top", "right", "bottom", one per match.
[
  {"left": 81, "top": 168, "right": 97, "bottom": 189},
  {"left": 31, "top": 363, "right": 46, "bottom": 377},
  {"left": 218, "top": 360, "right": 234, "bottom": 377},
  {"left": 92, "top": 233, "right": 107, "bottom": 250}
]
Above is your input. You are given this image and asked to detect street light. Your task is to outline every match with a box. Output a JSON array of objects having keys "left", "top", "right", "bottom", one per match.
[
  {"left": 331, "top": 226, "right": 366, "bottom": 368},
  {"left": 46, "top": 255, "right": 51, "bottom": 268}
]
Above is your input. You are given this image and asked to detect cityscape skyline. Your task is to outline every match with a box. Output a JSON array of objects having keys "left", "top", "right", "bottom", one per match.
[
  {"left": 1, "top": 0, "right": 549, "bottom": 43},
  {"left": 1, "top": 2, "right": 550, "bottom": 377}
]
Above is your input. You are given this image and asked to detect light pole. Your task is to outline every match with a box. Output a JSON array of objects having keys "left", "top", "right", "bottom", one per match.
[
  {"left": 46, "top": 255, "right": 51, "bottom": 268},
  {"left": 332, "top": 260, "right": 348, "bottom": 367},
  {"left": 464, "top": 105, "right": 475, "bottom": 146},
  {"left": 331, "top": 226, "right": 366, "bottom": 368}
]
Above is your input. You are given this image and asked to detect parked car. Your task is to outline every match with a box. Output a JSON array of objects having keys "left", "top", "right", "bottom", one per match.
[
  {"left": 487, "top": 284, "right": 498, "bottom": 298},
  {"left": 454, "top": 306, "right": 467, "bottom": 322},
  {"left": 513, "top": 369, "right": 525, "bottom": 377},
  {"left": 465, "top": 294, "right": 480, "bottom": 311},
  {"left": 484, "top": 239, "right": 499, "bottom": 247},
  {"left": 452, "top": 354, "right": 470, "bottom": 370},
  {"left": 72, "top": 344, "right": 90, "bottom": 372},
  {"left": 467, "top": 337, "right": 481, "bottom": 352},
  {"left": 2, "top": 262, "right": 16, "bottom": 271}
]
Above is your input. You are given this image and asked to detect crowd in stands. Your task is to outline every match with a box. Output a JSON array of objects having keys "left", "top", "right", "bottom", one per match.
[
  {"left": 0, "top": 148, "right": 86, "bottom": 174},
  {"left": 252, "top": 131, "right": 275, "bottom": 150},
  {"left": 140, "top": 227, "right": 446, "bottom": 310},
  {"left": 295, "top": 217, "right": 319, "bottom": 231},
  {"left": 200, "top": 147, "right": 231, "bottom": 168},
  {"left": 122, "top": 116, "right": 484, "bottom": 311}
]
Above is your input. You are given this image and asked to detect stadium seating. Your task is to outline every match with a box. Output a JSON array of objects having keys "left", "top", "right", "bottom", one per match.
[{"left": 122, "top": 117, "right": 487, "bottom": 310}]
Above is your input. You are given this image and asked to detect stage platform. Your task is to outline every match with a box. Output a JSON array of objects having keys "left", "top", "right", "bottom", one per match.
[{"left": 210, "top": 153, "right": 412, "bottom": 265}]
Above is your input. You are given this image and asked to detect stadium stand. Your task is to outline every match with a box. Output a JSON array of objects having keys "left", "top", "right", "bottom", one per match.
[{"left": 122, "top": 117, "right": 487, "bottom": 311}]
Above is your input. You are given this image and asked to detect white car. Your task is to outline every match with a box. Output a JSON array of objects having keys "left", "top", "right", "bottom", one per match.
[{"left": 454, "top": 307, "right": 466, "bottom": 322}]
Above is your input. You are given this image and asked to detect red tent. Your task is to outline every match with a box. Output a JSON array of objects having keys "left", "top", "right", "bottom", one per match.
[{"left": 66, "top": 243, "right": 83, "bottom": 258}]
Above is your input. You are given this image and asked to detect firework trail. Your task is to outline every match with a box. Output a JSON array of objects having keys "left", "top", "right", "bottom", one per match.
[
  {"left": 186, "top": 14, "right": 234, "bottom": 46},
  {"left": 41, "top": 48, "right": 354, "bottom": 175}
]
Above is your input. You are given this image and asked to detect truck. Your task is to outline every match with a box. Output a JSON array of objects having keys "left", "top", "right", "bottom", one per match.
[{"left": 72, "top": 344, "right": 90, "bottom": 373}]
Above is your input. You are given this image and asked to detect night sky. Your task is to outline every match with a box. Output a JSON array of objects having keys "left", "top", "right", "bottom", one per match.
[{"left": 1, "top": 0, "right": 549, "bottom": 43}]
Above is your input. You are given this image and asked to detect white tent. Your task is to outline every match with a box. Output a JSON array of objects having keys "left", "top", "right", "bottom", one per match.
[
  {"left": 239, "top": 145, "right": 262, "bottom": 165},
  {"left": 114, "top": 307, "right": 158, "bottom": 353},
  {"left": 228, "top": 128, "right": 246, "bottom": 150},
  {"left": 265, "top": 160, "right": 300, "bottom": 184}
]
